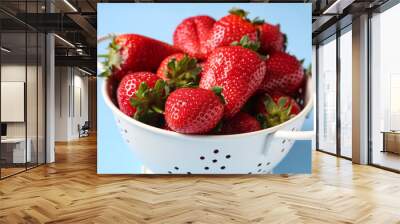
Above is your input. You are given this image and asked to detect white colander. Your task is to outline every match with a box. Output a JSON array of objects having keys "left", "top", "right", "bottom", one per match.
[
  {"left": 101, "top": 77, "right": 313, "bottom": 174},
  {"left": 98, "top": 34, "right": 314, "bottom": 174}
]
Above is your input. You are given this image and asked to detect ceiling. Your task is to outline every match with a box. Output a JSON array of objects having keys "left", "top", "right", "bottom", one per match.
[
  {"left": 0, "top": 0, "right": 393, "bottom": 73},
  {"left": 0, "top": 0, "right": 98, "bottom": 73}
]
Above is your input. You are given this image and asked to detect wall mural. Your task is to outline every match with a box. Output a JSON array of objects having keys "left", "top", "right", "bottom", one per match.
[{"left": 97, "top": 3, "right": 313, "bottom": 174}]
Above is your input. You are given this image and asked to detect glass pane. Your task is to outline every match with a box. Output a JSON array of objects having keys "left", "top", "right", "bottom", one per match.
[
  {"left": 371, "top": 4, "right": 400, "bottom": 171},
  {"left": 1, "top": 30, "right": 27, "bottom": 177},
  {"left": 38, "top": 32, "right": 45, "bottom": 165},
  {"left": 339, "top": 29, "right": 352, "bottom": 158},
  {"left": 26, "top": 0, "right": 40, "bottom": 169},
  {"left": 317, "top": 37, "right": 337, "bottom": 154},
  {"left": 27, "top": 31, "right": 38, "bottom": 169}
]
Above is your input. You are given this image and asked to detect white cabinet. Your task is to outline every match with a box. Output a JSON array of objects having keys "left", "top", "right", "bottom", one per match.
[{"left": 1, "top": 138, "right": 31, "bottom": 163}]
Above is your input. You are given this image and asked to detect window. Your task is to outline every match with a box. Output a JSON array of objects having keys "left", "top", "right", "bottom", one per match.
[
  {"left": 317, "top": 26, "right": 353, "bottom": 159},
  {"left": 317, "top": 36, "right": 337, "bottom": 155},
  {"left": 339, "top": 28, "right": 352, "bottom": 158},
  {"left": 0, "top": 1, "right": 46, "bottom": 179},
  {"left": 370, "top": 3, "right": 400, "bottom": 171}
]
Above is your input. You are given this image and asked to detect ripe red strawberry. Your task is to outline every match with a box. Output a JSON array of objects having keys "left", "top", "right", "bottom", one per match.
[
  {"left": 100, "top": 34, "right": 180, "bottom": 80},
  {"left": 156, "top": 53, "right": 202, "bottom": 89},
  {"left": 256, "top": 92, "right": 301, "bottom": 128},
  {"left": 173, "top": 15, "right": 215, "bottom": 60},
  {"left": 259, "top": 52, "right": 304, "bottom": 95},
  {"left": 204, "top": 8, "right": 257, "bottom": 55},
  {"left": 220, "top": 112, "right": 261, "bottom": 134},
  {"left": 117, "top": 72, "right": 167, "bottom": 125},
  {"left": 257, "top": 23, "right": 286, "bottom": 54},
  {"left": 165, "top": 88, "right": 224, "bottom": 134},
  {"left": 117, "top": 72, "right": 158, "bottom": 117},
  {"left": 200, "top": 45, "right": 266, "bottom": 118}
]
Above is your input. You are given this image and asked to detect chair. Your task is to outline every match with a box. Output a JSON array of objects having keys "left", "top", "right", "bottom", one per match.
[{"left": 79, "top": 121, "right": 90, "bottom": 138}]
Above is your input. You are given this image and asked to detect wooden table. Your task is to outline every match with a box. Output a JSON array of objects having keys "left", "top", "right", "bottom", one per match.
[{"left": 381, "top": 131, "right": 400, "bottom": 154}]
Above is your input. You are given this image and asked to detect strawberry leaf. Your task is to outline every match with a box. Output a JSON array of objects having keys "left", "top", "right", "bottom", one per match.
[
  {"left": 210, "top": 120, "right": 224, "bottom": 134},
  {"left": 164, "top": 54, "right": 201, "bottom": 90},
  {"left": 130, "top": 80, "right": 168, "bottom": 125},
  {"left": 261, "top": 94, "right": 295, "bottom": 128},
  {"left": 283, "top": 33, "right": 288, "bottom": 51},
  {"left": 277, "top": 97, "right": 288, "bottom": 108},
  {"left": 256, "top": 113, "right": 268, "bottom": 129},
  {"left": 211, "top": 86, "right": 226, "bottom": 104},
  {"left": 305, "top": 64, "right": 312, "bottom": 77},
  {"left": 266, "top": 101, "right": 277, "bottom": 115},
  {"left": 99, "top": 37, "right": 123, "bottom": 78},
  {"left": 231, "top": 35, "right": 260, "bottom": 52},
  {"left": 151, "top": 105, "right": 164, "bottom": 114},
  {"left": 252, "top": 17, "right": 265, "bottom": 25},
  {"left": 285, "top": 104, "right": 293, "bottom": 116},
  {"left": 229, "top": 8, "right": 249, "bottom": 18},
  {"left": 263, "top": 94, "right": 277, "bottom": 115}
]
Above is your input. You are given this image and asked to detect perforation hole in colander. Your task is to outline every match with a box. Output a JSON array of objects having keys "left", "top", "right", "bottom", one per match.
[{"left": 169, "top": 148, "right": 235, "bottom": 174}]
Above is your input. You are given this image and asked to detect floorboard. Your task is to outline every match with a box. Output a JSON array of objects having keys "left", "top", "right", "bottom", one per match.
[{"left": 1, "top": 135, "right": 400, "bottom": 223}]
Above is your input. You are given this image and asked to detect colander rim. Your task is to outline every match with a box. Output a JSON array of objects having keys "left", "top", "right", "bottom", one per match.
[{"left": 101, "top": 77, "right": 313, "bottom": 140}]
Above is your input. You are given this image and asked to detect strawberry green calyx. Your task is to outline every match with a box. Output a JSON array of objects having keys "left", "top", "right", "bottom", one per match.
[
  {"left": 252, "top": 16, "right": 265, "bottom": 25},
  {"left": 259, "top": 94, "right": 294, "bottom": 128},
  {"left": 283, "top": 33, "right": 288, "bottom": 51},
  {"left": 229, "top": 8, "right": 264, "bottom": 25},
  {"left": 99, "top": 37, "right": 122, "bottom": 77},
  {"left": 165, "top": 54, "right": 201, "bottom": 89},
  {"left": 211, "top": 86, "right": 226, "bottom": 105},
  {"left": 231, "top": 35, "right": 260, "bottom": 52},
  {"left": 305, "top": 64, "right": 312, "bottom": 77},
  {"left": 130, "top": 80, "right": 169, "bottom": 125},
  {"left": 210, "top": 120, "right": 224, "bottom": 134},
  {"left": 229, "top": 8, "right": 249, "bottom": 18},
  {"left": 256, "top": 114, "right": 268, "bottom": 129}
]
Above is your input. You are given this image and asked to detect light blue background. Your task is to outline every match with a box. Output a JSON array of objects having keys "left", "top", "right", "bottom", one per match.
[{"left": 97, "top": 3, "right": 312, "bottom": 174}]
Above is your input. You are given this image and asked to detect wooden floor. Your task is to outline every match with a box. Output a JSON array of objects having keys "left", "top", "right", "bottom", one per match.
[
  {"left": 373, "top": 150, "right": 400, "bottom": 171},
  {"left": 1, "top": 135, "right": 400, "bottom": 224},
  {"left": 0, "top": 167, "right": 26, "bottom": 178}
]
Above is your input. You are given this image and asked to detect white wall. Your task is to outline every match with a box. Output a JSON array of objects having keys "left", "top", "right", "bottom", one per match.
[
  {"left": 54, "top": 67, "right": 69, "bottom": 141},
  {"left": 54, "top": 67, "right": 89, "bottom": 141}
]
